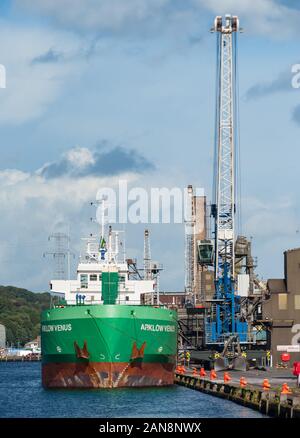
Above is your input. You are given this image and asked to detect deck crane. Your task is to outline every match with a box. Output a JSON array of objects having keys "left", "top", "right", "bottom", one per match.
[{"left": 203, "top": 15, "right": 248, "bottom": 370}]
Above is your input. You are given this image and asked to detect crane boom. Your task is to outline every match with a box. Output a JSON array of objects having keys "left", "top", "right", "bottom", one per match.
[
  {"left": 214, "top": 14, "right": 237, "bottom": 281},
  {"left": 207, "top": 15, "right": 248, "bottom": 345}
]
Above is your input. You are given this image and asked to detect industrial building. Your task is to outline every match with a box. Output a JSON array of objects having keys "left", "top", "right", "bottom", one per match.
[
  {"left": 184, "top": 185, "right": 213, "bottom": 304},
  {"left": 264, "top": 248, "right": 300, "bottom": 365}
]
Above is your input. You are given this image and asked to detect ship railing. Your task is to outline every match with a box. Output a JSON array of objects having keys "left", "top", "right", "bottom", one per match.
[
  {"left": 54, "top": 299, "right": 168, "bottom": 307},
  {"left": 205, "top": 331, "right": 258, "bottom": 345}
]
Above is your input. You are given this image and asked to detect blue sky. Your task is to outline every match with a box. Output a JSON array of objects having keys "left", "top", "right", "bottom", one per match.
[{"left": 0, "top": 0, "right": 300, "bottom": 291}]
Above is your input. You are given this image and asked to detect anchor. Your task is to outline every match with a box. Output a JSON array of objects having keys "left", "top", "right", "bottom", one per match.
[
  {"left": 130, "top": 341, "right": 146, "bottom": 361},
  {"left": 74, "top": 340, "right": 90, "bottom": 360}
]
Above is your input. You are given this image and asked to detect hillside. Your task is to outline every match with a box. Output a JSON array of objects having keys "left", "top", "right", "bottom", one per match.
[{"left": 0, "top": 286, "right": 51, "bottom": 346}]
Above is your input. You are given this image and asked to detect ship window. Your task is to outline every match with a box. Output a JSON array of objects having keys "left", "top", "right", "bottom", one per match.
[
  {"left": 278, "top": 293, "right": 287, "bottom": 310},
  {"left": 125, "top": 296, "right": 129, "bottom": 301},
  {"left": 80, "top": 274, "right": 88, "bottom": 289},
  {"left": 120, "top": 275, "right": 126, "bottom": 283},
  {"left": 90, "top": 274, "right": 97, "bottom": 281},
  {"left": 99, "top": 274, "right": 102, "bottom": 281}
]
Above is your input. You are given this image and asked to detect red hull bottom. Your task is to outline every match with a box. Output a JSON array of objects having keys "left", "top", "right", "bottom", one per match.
[{"left": 42, "top": 362, "right": 175, "bottom": 388}]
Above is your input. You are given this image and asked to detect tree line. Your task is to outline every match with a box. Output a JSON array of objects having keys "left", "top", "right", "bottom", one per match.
[{"left": 0, "top": 286, "right": 51, "bottom": 346}]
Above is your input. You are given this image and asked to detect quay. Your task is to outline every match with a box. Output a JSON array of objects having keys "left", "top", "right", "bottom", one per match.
[
  {"left": 175, "top": 368, "right": 300, "bottom": 418},
  {"left": 0, "top": 355, "right": 41, "bottom": 362}
]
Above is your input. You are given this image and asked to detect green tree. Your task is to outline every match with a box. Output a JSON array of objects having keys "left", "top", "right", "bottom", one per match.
[{"left": 0, "top": 286, "right": 51, "bottom": 346}]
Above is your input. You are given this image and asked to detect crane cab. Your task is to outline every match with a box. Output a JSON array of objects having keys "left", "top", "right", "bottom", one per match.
[{"left": 197, "top": 240, "right": 214, "bottom": 265}]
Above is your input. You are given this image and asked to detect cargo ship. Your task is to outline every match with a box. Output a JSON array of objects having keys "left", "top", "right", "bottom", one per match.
[{"left": 41, "top": 202, "right": 177, "bottom": 388}]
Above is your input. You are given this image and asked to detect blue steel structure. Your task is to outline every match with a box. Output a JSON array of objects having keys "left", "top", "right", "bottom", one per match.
[{"left": 206, "top": 15, "right": 248, "bottom": 345}]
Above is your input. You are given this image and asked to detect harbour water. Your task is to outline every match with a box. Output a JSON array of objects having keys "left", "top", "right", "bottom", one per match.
[{"left": 0, "top": 362, "right": 265, "bottom": 418}]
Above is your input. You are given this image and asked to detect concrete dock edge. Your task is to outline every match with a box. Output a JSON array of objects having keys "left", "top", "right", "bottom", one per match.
[{"left": 175, "top": 373, "right": 300, "bottom": 418}]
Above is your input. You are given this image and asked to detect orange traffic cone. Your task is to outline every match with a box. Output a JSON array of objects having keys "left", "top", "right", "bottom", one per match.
[
  {"left": 210, "top": 369, "right": 217, "bottom": 380},
  {"left": 240, "top": 376, "right": 247, "bottom": 388},
  {"left": 262, "top": 378, "right": 271, "bottom": 391},
  {"left": 224, "top": 372, "right": 231, "bottom": 383},
  {"left": 281, "top": 383, "right": 292, "bottom": 394},
  {"left": 200, "top": 367, "right": 207, "bottom": 377}
]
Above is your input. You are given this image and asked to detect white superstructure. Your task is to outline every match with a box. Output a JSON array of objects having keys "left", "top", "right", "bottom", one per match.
[{"left": 50, "top": 201, "right": 155, "bottom": 305}]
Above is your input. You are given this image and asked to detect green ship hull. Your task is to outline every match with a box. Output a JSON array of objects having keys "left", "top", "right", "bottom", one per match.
[{"left": 41, "top": 304, "right": 177, "bottom": 388}]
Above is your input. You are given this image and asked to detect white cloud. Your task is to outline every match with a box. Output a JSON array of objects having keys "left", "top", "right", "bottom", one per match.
[
  {"left": 243, "top": 196, "right": 298, "bottom": 239},
  {"left": 66, "top": 147, "right": 95, "bottom": 168},
  {"left": 0, "top": 147, "right": 191, "bottom": 291},
  {"left": 37, "top": 144, "right": 155, "bottom": 179},
  {"left": 0, "top": 163, "right": 140, "bottom": 290},
  {"left": 16, "top": 0, "right": 171, "bottom": 34},
  {"left": 0, "top": 169, "right": 30, "bottom": 187},
  {"left": 0, "top": 20, "right": 86, "bottom": 124},
  {"left": 0, "top": 140, "right": 157, "bottom": 290},
  {"left": 15, "top": 0, "right": 300, "bottom": 38},
  {"left": 0, "top": 172, "right": 110, "bottom": 207}
]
